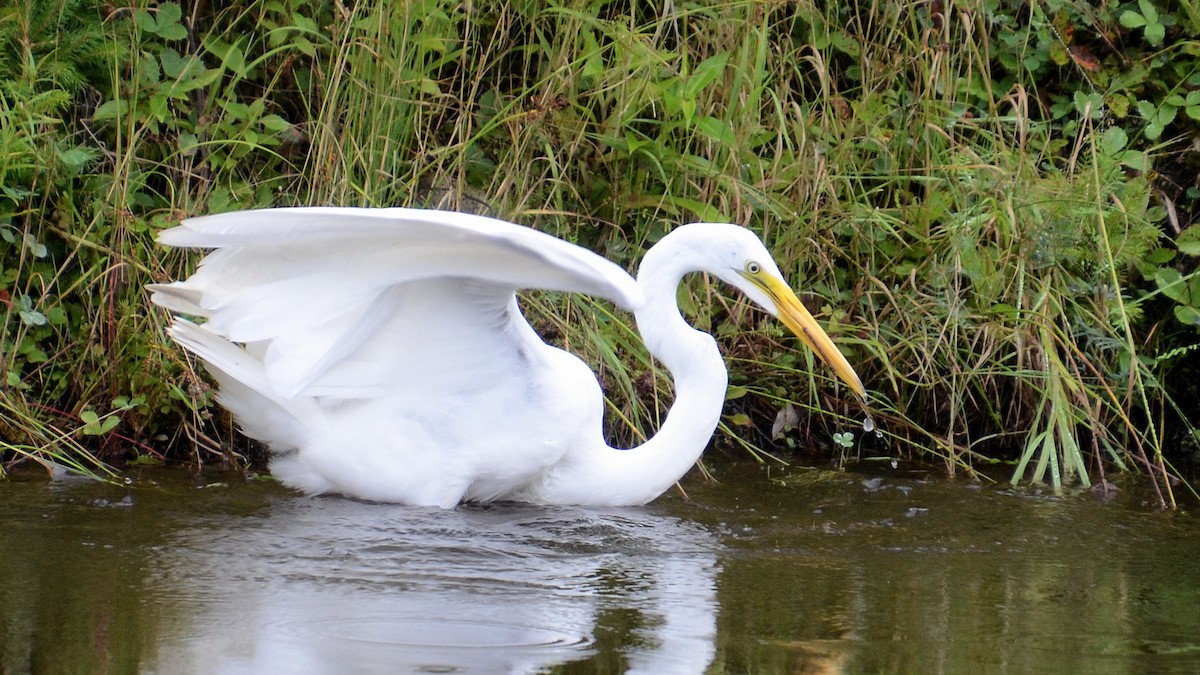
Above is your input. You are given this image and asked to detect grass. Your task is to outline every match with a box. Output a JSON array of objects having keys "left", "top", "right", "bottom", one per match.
[{"left": 2, "top": 0, "right": 1198, "bottom": 506}]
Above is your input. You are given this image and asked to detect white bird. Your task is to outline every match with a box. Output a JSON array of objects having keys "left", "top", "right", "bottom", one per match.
[{"left": 149, "top": 207, "right": 866, "bottom": 507}]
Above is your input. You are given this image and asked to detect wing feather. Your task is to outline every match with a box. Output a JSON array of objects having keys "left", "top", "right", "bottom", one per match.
[{"left": 151, "top": 207, "right": 642, "bottom": 398}]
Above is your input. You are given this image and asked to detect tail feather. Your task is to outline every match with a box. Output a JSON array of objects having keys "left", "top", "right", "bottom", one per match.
[
  {"left": 169, "top": 319, "right": 310, "bottom": 451},
  {"left": 148, "top": 283, "right": 208, "bottom": 317}
]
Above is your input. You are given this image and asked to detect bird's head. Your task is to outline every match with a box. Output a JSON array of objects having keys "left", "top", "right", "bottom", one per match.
[{"left": 668, "top": 223, "right": 867, "bottom": 403}]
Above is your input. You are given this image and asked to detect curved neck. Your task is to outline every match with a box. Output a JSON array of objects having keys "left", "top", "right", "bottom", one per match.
[{"left": 539, "top": 238, "right": 729, "bottom": 506}]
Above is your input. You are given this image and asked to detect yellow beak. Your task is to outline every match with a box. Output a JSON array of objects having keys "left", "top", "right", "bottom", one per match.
[{"left": 744, "top": 271, "right": 866, "bottom": 402}]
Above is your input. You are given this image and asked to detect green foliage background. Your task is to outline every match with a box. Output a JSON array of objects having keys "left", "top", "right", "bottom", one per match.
[{"left": 2, "top": 0, "right": 1199, "bottom": 505}]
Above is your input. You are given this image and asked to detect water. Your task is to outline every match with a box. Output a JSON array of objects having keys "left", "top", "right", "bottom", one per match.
[{"left": 1, "top": 464, "right": 1198, "bottom": 674}]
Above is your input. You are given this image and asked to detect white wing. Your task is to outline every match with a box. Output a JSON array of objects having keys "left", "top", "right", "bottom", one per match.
[{"left": 149, "top": 207, "right": 642, "bottom": 398}]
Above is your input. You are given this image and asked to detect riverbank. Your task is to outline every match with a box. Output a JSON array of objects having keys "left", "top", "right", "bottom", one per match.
[{"left": 3, "top": 1, "right": 1198, "bottom": 505}]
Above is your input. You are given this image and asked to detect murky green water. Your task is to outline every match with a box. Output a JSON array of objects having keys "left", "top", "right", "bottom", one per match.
[{"left": 1, "top": 464, "right": 1198, "bottom": 674}]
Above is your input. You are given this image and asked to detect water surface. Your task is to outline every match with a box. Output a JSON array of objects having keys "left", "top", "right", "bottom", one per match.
[{"left": 1, "top": 464, "right": 1197, "bottom": 673}]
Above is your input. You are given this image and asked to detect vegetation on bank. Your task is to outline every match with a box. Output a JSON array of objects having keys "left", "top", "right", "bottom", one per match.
[{"left": 2, "top": 0, "right": 1199, "bottom": 506}]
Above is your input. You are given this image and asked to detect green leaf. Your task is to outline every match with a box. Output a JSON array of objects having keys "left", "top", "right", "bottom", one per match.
[
  {"left": 1101, "top": 126, "right": 1128, "bottom": 154},
  {"left": 1138, "top": 0, "right": 1159, "bottom": 24},
  {"left": 695, "top": 116, "right": 734, "bottom": 145},
  {"left": 22, "top": 233, "right": 47, "bottom": 258},
  {"left": 139, "top": 51, "right": 161, "bottom": 84},
  {"left": 1073, "top": 91, "right": 1104, "bottom": 118},
  {"left": 159, "top": 49, "right": 202, "bottom": 81},
  {"left": 57, "top": 145, "right": 96, "bottom": 173},
  {"left": 223, "top": 100, "right": 251, "bottom": 120},
  {"left": 1154, "top": 104, "right": 1177, "bottom": 126},
  {"left": 684, "top": 53, "right": 729, "bottom": 99},
  {"left": 1177, "top": 228, "right": 1200, "bottom": 256},
  {"left": 1145, "top": 247, "right": 1177, "bottom": 265},
  {"left": 134, "top": 8, "right": 157, "bottom": 32},
  {"left": 1145, "top": 22, "right": 1165, "bottom": 45},
  {"left": 115, "top": 395, "right": 145, "bottom": 410},
  {"left": 1175, "top": 305, "right": 1200, "bottom": 326},
  {"left": 418, "top": 78, "right": 442, "bottom": 96},
  {"left": 91, "top": 99, "right": 128, "bottom": 121},
  {"left": 667, "top": 196, "right": 726, "bottom": 223},
  {"left": 1119, "top": 11, "right": 1147, "bottom": 28},
  {"left": 1156, "top": 268, "right": 1187, "bottom": 302},
  {"left": 17, "top": 295, "right": 47, "bottom": 325},
  {"left": 680, "top": 97, "right": 696, "bottom": 124},
  {"left": 88, "top": 417, "right": 120, "bottom": 435},
  {"left": 206, "top": 38, "right": 247, "bottom": 75},
  {"left": 80, "top": 409, "right": 121, "bottom": 435},
  {"left": 155, "top": 3, "right": 188, "bottom": 40},
  {"left": 157, "top": 2, "right": 182, "bottom": 26},
  {"left": 149, "top": 92, "right": 170, "bottom": 121},
  {"left": 260, "top": 114, "right": 291, "bottom": 132}
]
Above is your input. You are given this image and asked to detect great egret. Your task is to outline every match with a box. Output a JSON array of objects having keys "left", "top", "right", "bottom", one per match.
[{"left": 150, "top": 207, "right": 866, "bottom": 507}]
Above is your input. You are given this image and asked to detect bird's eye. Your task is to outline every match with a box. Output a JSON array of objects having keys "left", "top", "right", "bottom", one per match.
[{"left": 745, "top": 261, "right": 761, "bottom": 274}]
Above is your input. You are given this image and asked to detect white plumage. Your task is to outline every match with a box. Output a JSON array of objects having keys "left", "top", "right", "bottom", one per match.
[{"left": 150, "top": 207, "right": 865, "bottom": 507}]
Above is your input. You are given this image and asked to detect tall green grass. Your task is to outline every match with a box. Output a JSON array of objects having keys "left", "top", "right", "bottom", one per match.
[{"left": 2, "top": 0, "right": 1197, "bottom": 505}]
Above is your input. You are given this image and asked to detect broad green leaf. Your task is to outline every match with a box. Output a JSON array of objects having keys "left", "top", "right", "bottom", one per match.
[
  {"left": 695, "top": 116, "right": 734, "bottom": 145},
  {"left": 57, "top": 146, "right": 95, "bottom": 172},
  {"left": 92, "top": 99, "right": 128, "bottom": 121},
  {"left": 157, "top": 2, "right": 182, "bottom": 26},
  {"left": 1101, "top": 126, "right": 1127, "bottom": 154},
  {"left": 684, "top": 53, "right": 729, "bottom": 99},
  {"left": 1156, "top": 268, "right": 1186, "bottom": 301},
  {"left": 260, "top": 114, "right": 291, "bottom": 132},
  {"left": 1145, "top": 247, "right": 1177, "bottom": 264},
  {"left": 667, "top": 196, "right": 725, "bottom": 223},
  {"left": 215, "top": 40, "right": 246, "bottom": 74},
  {"left": 1119, "top": 10, "right": 1147, "bottom": 28},
  {"left": 21, "top": 233, "right": 44, "bottom": 257},
  {"left": 155, "top": 3, "right": 188, "bottom": 40},
  {"left": 134, "top": 8, "right": 157, "bottom": 32},
  {"left": 149, "top": 92, "right": 169, "bottom": 121},
  {"left": 159, "top": 49, "right": 199, "bottom": 80},
  {"left": 1178, "top": 228, "right": 1200, "bottom": 256},
  {"left": 1138, "top": 0, "right": 1159, "bottom": 24},
  {"left": 1146, "top": 23, "right": 1165, "bottom": 45},
  {"left": 1175, "top": 305, "right": 1200, "bottom": 326},
  {"left": 1073, "top": 90, "right": 1103, "bottom": 118}
]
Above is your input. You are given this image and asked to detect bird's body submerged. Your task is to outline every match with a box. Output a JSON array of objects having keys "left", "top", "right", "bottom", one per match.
[{"left": 151, "top": 207, "right": 865, "bottom": 507}]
